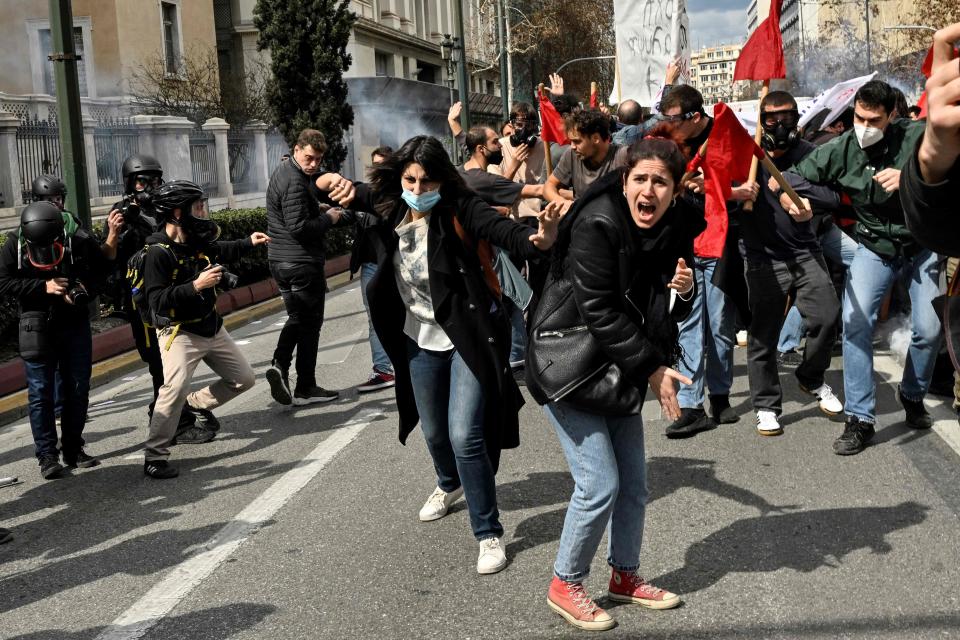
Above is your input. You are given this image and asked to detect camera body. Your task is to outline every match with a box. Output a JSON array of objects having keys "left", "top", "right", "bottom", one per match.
[
  {"left": 119, "top": 190, "right": 152, "bottom": 224},
  {"left": 209, "top": 263, "right": 239, "bottom": 290},
  {"left": 66, "top": 280, "right": 89, "bottom": 306},
  {"left": 509, "top": 130, "right": 538, "bottom": 149}
]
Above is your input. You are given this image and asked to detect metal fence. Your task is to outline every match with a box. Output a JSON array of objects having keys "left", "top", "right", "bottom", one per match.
[
  {"left": 227, "top": 128, "right": 255, "bottom": 195},
  {"left": 189, "top": 127, "right": 219, "bottom": 197},
  {"left": 15, "top": 117, "right": 62, "bottom": 204},
  {"left": 266, "top": 129, "right": 288, "bottom": 176},
  {"left": 93, "top": 118, "right": 139, "bottom": 198}
]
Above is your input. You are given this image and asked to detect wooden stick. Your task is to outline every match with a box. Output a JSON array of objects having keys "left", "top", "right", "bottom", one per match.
[
  {"left": 760, "top": 153, "right": 805, "bottom": 211},
  {"left": 743, "top": 81, "right": 770, "bottom": 213},
  {"left": 680, "top": 140, "right": 708, "bottom": 186},
  {"left": 538, "top": 83, "right": 554, "bottom": 176},
  {"left": 615, "top": 52, "right": 622, "bottom": 104}
]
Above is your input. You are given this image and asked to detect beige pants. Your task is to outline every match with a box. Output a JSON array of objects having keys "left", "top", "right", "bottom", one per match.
[{"left": 145, "top": 326, "right": 256, "bottom": 461}]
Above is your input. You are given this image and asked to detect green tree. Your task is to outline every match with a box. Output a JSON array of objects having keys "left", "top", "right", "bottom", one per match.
[{"left": 254, "top": 0, "right": 355, "bottom": 170}]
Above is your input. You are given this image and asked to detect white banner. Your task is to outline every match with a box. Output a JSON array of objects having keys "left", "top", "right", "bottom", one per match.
[
  {"left": 612, "top": 0, "right": 691, "bottom": 107},
  {"left": 798, "top": 72, "right": 878, "bottom": 131}
]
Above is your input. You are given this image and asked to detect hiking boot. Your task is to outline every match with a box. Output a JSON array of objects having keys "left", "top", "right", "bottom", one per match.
[
  {"left": 418, "top": 486, "right": 464, "bottom": 522},
  {"left": 756, "top": 410, "right": 783, "bottom": 436},
  {"left": 185, "top": 404, "right": 221, "bottom": 432},
  {"left": 608, "top": 569, "right": 681, "bottom": 610},
  {"left": 777, "top": 350, "right": 802, "bottom": 366},
  {"left": 38, "top": 454, "right": 65, "bottom": 480},
  {"left": 898, "top": 386, "right": 933, "bottom": 429},
  {"left": 357, "top": 371, "right": 396, "bottom": 393},
  {"left": 547, "top": 577, "right": 616, "bottom": 631},
  {"left": 172, "top": 424, "right": 216, "bottom": 445},
  {"left": 799, "top": 381, "right": 843, "bottom": 416},
  {"left": 665, "top": 407, "right": 717, "bottom": 439},
  {"left": 0, "top": 527, "right": 12, "bottom": 544},
  {"left": 833, "top": 416, "right": 875, "bottom": 456},
  {"left": 477, "top": 537, "right": 507, "bottom": 575},
  {"left": 292, "top": 386, "right": 339, "bottom": 405},
  {"left": 144, "top": 459, "right": 179, "bottom": 479},
  {"left": 62, "top": 449, "right": 100, "bottom": 469},
  {"left": 265, "top": 364, "right": 292, "bottom": 405},
  {"left": 708, "top": 394, "right": 739, "bottom": 424}
]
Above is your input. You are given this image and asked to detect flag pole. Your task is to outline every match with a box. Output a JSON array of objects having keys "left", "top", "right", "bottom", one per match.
[
  {"left": 615, "top": 52, "right": 622, "bottom": 104},
  {"left": 538, "top": 83, "right": 554, "bottom": 176},
  {"left": 680, "top": 140, "right": 708, "bottom": 185},
  {"left": 760, "top": 154, "right": 804, "bottom": 210},
  {"left": 743, "top": 80, "right": 769, "bottom": 213},
  {"left": 590, "top": 81, "right": 598, "bottom": 109}
]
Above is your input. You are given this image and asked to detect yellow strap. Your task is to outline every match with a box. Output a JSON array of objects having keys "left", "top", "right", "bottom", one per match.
[
  {"left": 164, "top": 323, "right": 182, "bottom": 351},
  {"left": 142, "top": 322, "right": 151, "bottom": 348}
]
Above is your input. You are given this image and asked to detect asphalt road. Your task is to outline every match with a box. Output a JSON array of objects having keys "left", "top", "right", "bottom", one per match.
[{"left": 1, "top": 282, "right": 959, "bottom": 640}]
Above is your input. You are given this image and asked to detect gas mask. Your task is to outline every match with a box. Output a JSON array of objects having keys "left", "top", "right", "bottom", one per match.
[{"left": 760, "top": 109, "right": 800, "bottom": 152}]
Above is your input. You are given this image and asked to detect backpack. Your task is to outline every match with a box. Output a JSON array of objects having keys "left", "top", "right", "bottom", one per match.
[{"left": 125, "top": 242, "right": 181, "bottom": 340}]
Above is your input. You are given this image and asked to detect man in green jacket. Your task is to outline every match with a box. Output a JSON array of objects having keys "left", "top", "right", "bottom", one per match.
[{"left": 788, "top": 80, "right": 944, "bottom": 456}]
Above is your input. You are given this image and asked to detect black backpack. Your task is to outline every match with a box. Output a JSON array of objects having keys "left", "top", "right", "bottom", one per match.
[{"left": 126, "top": 242, "right": 176, "bottom": 329}]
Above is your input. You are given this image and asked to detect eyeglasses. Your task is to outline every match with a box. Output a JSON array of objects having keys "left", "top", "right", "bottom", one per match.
[
  {"left": 657, "top": 110, "right": 699, "bottom": 123},
  {"left": 761, "top": 110, "right": 799, "bottom": 128}
]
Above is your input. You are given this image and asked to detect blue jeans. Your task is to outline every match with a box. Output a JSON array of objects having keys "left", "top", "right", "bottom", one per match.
[
  {"left": 842, "top": 246, "right": 944, "bottom": 422},
  {"left": 778, "top": 225, "right": 858, "bottom": 352},
  {"left": 677, "top": 257, "right": 735, "bottom": 408},
  {"left": 545, "top": 401, "right": 648, "bottom": 581},
  {"left": 406, "top": 339, "right": 502, "bottom": 540},
  {"left": 23, "top": 318, "right": 92, "bottom": 459},
  {"left": 504, "top": 298, "right": 526, "bottom": 367},
  {"left": 360, "top": 262, "right": 393, "bottom": 374}
]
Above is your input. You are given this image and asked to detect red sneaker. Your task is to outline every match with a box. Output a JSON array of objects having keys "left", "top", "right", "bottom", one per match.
[
  {"left": 547, "top": 576, "right": 616, "bottom": 631},
  {"left": 357, "top": 371, "right": 396, "bottom": 393},
  {"left": 608, "top": 569, "right": 681, "bottom": 609}
]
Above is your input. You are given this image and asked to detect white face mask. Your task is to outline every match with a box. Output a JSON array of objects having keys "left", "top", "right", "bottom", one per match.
[{"left": 854, "top": 123, "right": 884, "bottom": 149}]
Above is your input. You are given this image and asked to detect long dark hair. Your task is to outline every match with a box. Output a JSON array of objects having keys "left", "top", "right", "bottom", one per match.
[{"left": 368, "top": 135, "right": 468, "bottom": 204}]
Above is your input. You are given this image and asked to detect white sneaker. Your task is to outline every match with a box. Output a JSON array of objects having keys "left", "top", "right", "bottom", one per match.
[
  {"left": 477, "top": 536, "right": 507, "bottom": 574},
  {"left": 804, "top": 382, "right": 843, "bottom": 415},
  {"left": 418, "top": 486, "right": 464, "bottom": 522},
  {"left": 756, "top": 410, "right": 783, "bottom": 436},
  {"left": 736, "top": 330, "right": 748, "bottom": 347}
]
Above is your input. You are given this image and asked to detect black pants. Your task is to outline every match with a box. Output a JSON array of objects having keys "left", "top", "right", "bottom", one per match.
[
  {"left": 271, "top": 261, "right": 327, "bottom": 390},
  {"left": 744, "top": 253, "right": 839, "bottom": 413},
  {"left": 127, "top": 309, "right": 193, "bottom": 426}
]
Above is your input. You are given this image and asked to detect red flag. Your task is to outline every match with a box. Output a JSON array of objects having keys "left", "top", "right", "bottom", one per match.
[
  {"left": 589, "top": 87, "right": 598, "bottom": 109},
  {"left": 690, "top": 103, "right": 764, "bottom": 258},
  {"left": 733, "top": 0, "right": 786, "bottom": 81},
  {"left": 538, "top": 92, "right": 570, "bottom": 145},
  {"left": 917, "top": 45, "right": 958, "bottom": 118}
]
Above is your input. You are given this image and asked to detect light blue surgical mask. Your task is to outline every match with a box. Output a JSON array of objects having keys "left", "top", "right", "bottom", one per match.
[{"left": 401, "top": 188, "right": 442, "bottom": 212}]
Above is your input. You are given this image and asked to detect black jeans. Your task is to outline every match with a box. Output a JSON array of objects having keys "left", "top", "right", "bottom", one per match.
[
  {"left": 271, "top": 261, "right": 327, "bottom": 390},
  {"left": 744, "top": 253, "right": 839, "bottom": 413}
]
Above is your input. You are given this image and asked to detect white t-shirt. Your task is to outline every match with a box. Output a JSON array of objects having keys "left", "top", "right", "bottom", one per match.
[{"left": 393, "top": 210, "right": 454, "bottom": 351}]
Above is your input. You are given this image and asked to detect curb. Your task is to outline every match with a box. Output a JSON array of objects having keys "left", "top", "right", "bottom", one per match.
[{"left": 0, "top": 266, "right": 355, "bottom": 427}]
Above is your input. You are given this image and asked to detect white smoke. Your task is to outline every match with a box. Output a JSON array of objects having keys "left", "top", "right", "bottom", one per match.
[{"left": 879, "top": 313, "right": 913, "bottom": 365}]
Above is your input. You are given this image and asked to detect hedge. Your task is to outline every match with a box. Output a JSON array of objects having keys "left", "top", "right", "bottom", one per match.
[{"left": 0, "top": 207, "right": 355, "bottom": 340}]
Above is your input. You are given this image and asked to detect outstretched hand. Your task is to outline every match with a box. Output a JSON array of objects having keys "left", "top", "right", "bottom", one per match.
[
  {"left": 918, "top": 22, "right": 960, "bottom": 183},
  {"left": 548, "top": 73, "right": 565, "bottom": 96},
  {"left": 529, "top": 205, "right": 561, "bottom": 250},
  {"left": 648, "top": 366, "right": 692, "bottom": 422},
  {"left": 668, "top": 258, "right": 693, "bottom": 294}
]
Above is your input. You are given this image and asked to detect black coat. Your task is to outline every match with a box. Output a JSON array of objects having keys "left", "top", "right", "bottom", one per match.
[
  {"left": 266, "top": 157, "right": 342, "bottom": 264},
  {"left": 902, "top": 136, "right": 960, "bottom": 257},
  {"left": 351, "top": 183, "right": 546, "bottom": 452},
  {"left": 528, "top": 174, "right": 705, "bottom": 400}
]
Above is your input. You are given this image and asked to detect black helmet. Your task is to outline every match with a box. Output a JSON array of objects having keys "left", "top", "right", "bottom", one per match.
[
  {"left": 121, "top": 154, "right": 163, "bottom": 194},
  {"left": 31, "top": 174, "right": 67, "bottom": 199},
  {"left": 20, "top": 201, "right": 66, "bottom": 269},
  {"left": 151, "top": 180, "right": 205, "bottom": 222}
]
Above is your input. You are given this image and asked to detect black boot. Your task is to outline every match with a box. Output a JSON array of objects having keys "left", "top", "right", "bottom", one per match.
[
  {"left": 665, "top": 407, "right": 717, "bottom": 439},
  {"left": 709, "top": 394, "right": 739, "bottom": 424},
  {"left": 898, "top": 386, "right": 933, "bottom": 429}
]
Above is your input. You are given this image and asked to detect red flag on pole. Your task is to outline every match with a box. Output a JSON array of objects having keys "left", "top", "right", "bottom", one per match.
[
  {"left": 733, "top": 0, "right": 786, "bottom": 81},
  {"left": 917, "top": 45, "right": 958, "bottom": 118},
  {"left": 538, "top": 92, "right": 570, "bottom": 145},
  {"left": 689, "top": 103, "right": 764, "bottom": 258}
]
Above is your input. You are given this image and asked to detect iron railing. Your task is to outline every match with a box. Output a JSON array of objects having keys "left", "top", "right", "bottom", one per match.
[
  {"left": 266, "top": 129, "right": 288, "bottom": 177},
  {"left": 93, "top": 118, "right": 139, "bottom": 198},
  {"left": 227, "top": 128, "right": 255, "bottom": 195},
  {"left": 15, "top": 117, "right": 61, "bottom": 203},
  {"left": 189, "top": 127, "right": 219, "bottom": 197}
]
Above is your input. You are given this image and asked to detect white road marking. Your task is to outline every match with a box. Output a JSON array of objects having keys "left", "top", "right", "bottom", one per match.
[
  {"left": 94, "top": 415, "right": 374, "bottom": 640},
  {"left": 250, "top": 320, "right": 263, "bottom": 324},
  {"left": 234, "top": 340, "right": 252, "bottom": 345}
]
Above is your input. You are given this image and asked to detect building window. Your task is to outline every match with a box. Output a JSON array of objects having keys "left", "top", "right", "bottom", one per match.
[
  {"left": 28, "top": 18, "right": 95, "bottom": 97},
  {"left": 38, "top": 26, "right": 88, "bottom": 96},
  {"left": 375, "top": 51, "right": 393, "bottom": 77},
  {"left": 161, "top": 1, "right": 182, "bottom": 74},
  {"left": 416, "top": 61, "right": 439, "bottom": 84}
]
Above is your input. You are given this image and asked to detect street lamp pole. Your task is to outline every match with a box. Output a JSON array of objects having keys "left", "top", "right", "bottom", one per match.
[
  {"left": 495, "top": 0, "right": 509, "bottom": 122},
  {"left": 864, "top": 0, "right": 872, "bottom": 71},
  {"left": 453, "top": 0, "right": 471, "bottom": 131},
  {"left": 555, "top": 55, "right": 616, "bottom": 75}
]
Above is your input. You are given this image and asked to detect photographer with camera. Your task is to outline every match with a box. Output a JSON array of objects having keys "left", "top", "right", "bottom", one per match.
[
  {"left": 32, "top": 173, "right": 125, "bottom": 259},
  {"left": 140, "top": 180, "right": 268, "bottom": 479},
  {"left": 0, "top": 202, "right": 110, "bottom": 479}
]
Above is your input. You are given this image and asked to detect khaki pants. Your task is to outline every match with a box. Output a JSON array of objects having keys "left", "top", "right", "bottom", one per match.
[{"left": 145, "top": 326, "right": 255, "bottom": 461}]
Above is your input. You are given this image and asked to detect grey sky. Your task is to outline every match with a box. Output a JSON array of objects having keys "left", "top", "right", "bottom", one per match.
[{"left": 687, "top": 0, "right": 749, "bottom": 50}]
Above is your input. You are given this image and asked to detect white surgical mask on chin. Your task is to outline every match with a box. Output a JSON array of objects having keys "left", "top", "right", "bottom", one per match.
[{"left": 854, "top": 123, "right": 884, "bottom": 149}]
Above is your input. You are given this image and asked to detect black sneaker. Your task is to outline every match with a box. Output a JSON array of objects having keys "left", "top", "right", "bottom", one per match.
[
  {"left": 63, "top": 449, "right": 100, "bottom": 469},
  {"left": 833, "top": 416, "right": 875, "bottom": 456},
  {"left": 266, "top": 364, "right": 292, "bottom": 405},
  {"left": 777, "top": 350, "right": 802, "bottom": 366},
  {"left": 898, "top": 386, "right": 933, "bottom": 429},
  {"left": 144, "top": 460, "right": 179, "bottom": 479},
  {"left": 292, "top": 386, "right": 340, "bottom": 406},
  {"left": 665, "top": 407, "right": 717, "bottom": 439},
  {"left": 0, "top": 527, "right": 12, "bottom": 544},
  {"left": 172, "top": 424, "right": 216, "bottom": 445},
  {"left": 708, "top": 394, "right": 739, "bottom": 424},
  {"left": 185, "top": 405, "right": 221, "bottom": 432},
  {"left": 38, "top": 454, "right": 65, "bottom": 480}
]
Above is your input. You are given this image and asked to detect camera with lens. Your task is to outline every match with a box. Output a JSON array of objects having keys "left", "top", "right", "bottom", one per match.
[
  {"left": 119, "top": 190, "right": 152, "bottom": 223},
  {"left": 509, "top": 129, "right": 538, "bottom": 149},
  {"left": 66, "top": 280, "right": 89, "bottom": 306},
  {"left": 209, "top": 263, "right": 239, "bottom": 290}
]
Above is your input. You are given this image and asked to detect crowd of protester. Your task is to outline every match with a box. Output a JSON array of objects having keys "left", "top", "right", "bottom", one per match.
[{"left": 1, "top": 20, "right": 958, "bottom": 634}]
